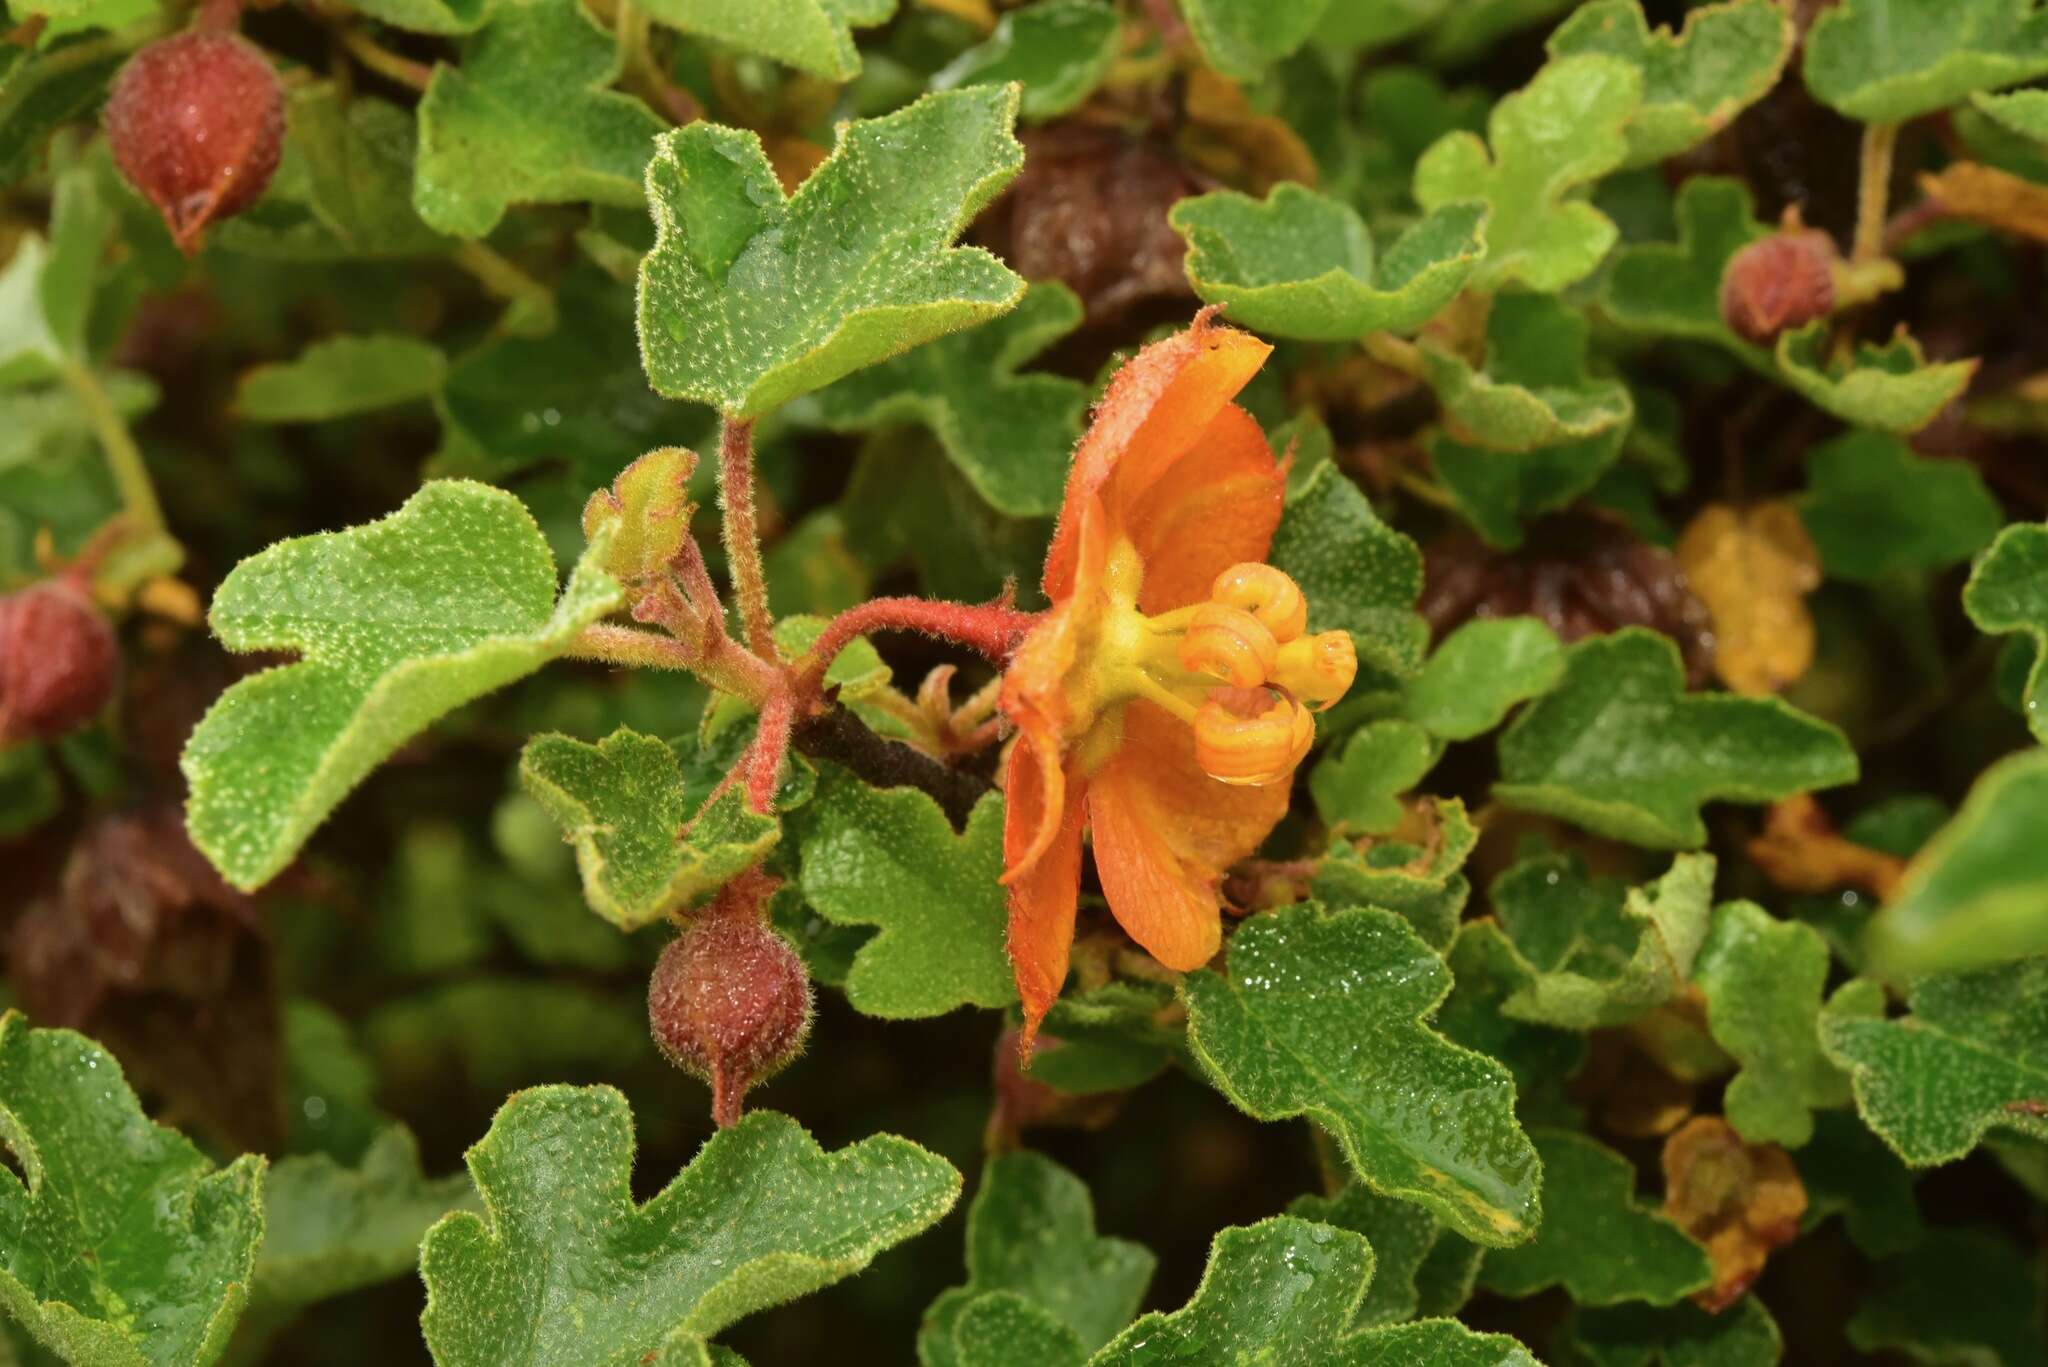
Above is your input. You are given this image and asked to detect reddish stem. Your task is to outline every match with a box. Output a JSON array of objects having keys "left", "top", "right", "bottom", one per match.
[
  {"left": 717, "top": 417, "right": 777, "bottom": 660},
  {"left": 796, "top": 597, "right": 1039, "bottom": 696},
  {"left": 743, "top": 689, "right": 797, "bottom": 814}
]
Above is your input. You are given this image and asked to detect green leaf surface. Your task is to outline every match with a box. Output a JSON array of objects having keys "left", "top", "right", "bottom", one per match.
[
  {"left": 0, "top": 39, "right": 126, "bottom": 188},
  {"left": 809, "top": 281, "right": 1085, "bottom": 516},
  {"left": 347, "top": 0, "right": 489, "bottom": 34},
  {"left": 1846, "top": 1228, "right": 2048, "bottom": 1365},
  {"left": 234, "top": 335, "right": 448, "bottom": 423},
  {"left": 1440, "top": 925, "right": 1591, "bottom": 1130},
  {"left": 419, "top": 1088, "right": 960, "bottom": 1365},
  {"left": 1495, "top": 629, "right": 1858, "bottom": 849},
  {"left": 261, "top": 84, "right": 450, "bottom": 259},
  {"left": 0, "top": 1013, "right": 266, "bottom": 1367},
  {"left": 932, "top": 0, "right": 1119, "bottom": 122},
  {"left": 1481, "top": 1130, "right": 1712, "bottom": 1308},
  {"left": 1311, "top": 798, "right": 1479, "bottom": 952},
  {"left": 414, "top": 0, "right": 667, "bottom": 237},
  {"left": 634, "top": 0, "right": 897, "bottom": 81},
  {"left": 1170, "top": 186, "right": 1487, "bottom": 341},
  {"left": 1796, "top": 1110, "right": 1925, "bottom": 1258},
  {"left": 1420, "top": 293, "right": 1633, "bottom": 453},
  {"left": 1547, "top": 0, "right": 1793, "bottom": 168},
  {"left": 793, "top": 764, "right": 1015, "bottom": 1018},
  {"left": 947, "top": 1293, "right": 1085, "bottom": 1367},
  {"left": 1091, "top": 1217, "right": 1539, "bottom": 1366},
  {"left": 182, "top": 481, "right": 621, "bottom": 891},
  {"left": 920, "top": 1151, "right": 1153, "bottom": 1365},
  {"left": 518, "top": 727, "right": 781, "bottom": 930},
  {"left": 1972, "top": 86, "right": 2048, "bottom": 142},
  {"left": 1694, "top": 900, "right": 1847, "bottom": 1147},
  {"left": 1022, "top": 983, "right": 1181, "bottom": 1094},
  {"left": 1267, "top": 461, "right": 1428, "bottom": 699},
  {"left": 1403, "top": 618, "right": 1564, "bottom": 741},
  {"left": 1561, "top": 1297, "right": 1783, "bottom": 1367},
  {"left": 1797, "top": 431, "right": 2004, "bottom": 582},
  {"left": 1772, "top": 323, "right": 1976, "bottom": 437},
  {"left": 1962, "top": 521, "right": 2048, "bottom": 740},
  {"left": 1820, "top": 959, "right": 2048, "bottom": 1165},
  {"left": 1462, "top": 850, "right": 1716, "bottom": 1031},
  {"left": 1309, "top": 719, "right": 1438, "bottom": 836},
  {"left": 1177, "top": 0, "right": 1333, "bottom": 79},
  {"left": 1288, "top": 1183, "right": 1478, "bottom": 1329},
  {"left": 1804, "top": 0, "right": 2048, "bottom": 124},
  {"left": 1181, "top": 904, "right": 1542, "bottom": 1247},
  {"left": 637, "top": 86, "right": 1025, "bottom": 419},
  {"left": 1413, "top": 55, "right": 1642, "bottom": 292},
  {"left": 1866, "top": 748, "right": 2048, "bottom": 974}
]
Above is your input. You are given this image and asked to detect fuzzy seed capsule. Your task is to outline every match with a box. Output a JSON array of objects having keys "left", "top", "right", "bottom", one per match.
[
  {"left": 0, "top": 579, "right": 118, "bottom": 746},
  {"left": 1718, "top": 230, "right": 1838, "bottom": 346},
  {"left": 105, "top": 30, "right": 285, "bottom": 253}
]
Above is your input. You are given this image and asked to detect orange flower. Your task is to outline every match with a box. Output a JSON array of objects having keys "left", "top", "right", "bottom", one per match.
[{"left": 1001, "top": 311, "right": 1356, "bottom": 1045}]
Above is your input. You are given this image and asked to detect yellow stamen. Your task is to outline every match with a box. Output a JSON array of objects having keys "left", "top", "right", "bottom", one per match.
[
  {"left": 1273, "top": 631, "right": 1356, "bottom": 711},
  {"left": 1211, "top": 563, "right": 1308, "bottom": 642},
  {"left": 1178, "top": 603, "right": 1279, "bottom": 687},
  {"left": 1193, "top": 689, "right": 1314, "bottom": 786}
]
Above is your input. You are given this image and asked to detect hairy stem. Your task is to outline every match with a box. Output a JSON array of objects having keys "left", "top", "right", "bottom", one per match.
[
  {"left": 335, "top": 24, "right": 433, "bottom": 90},
  {"left": 63, "top": 361, "right": 166, "bottom": 539},
  {"left": 792, "top": 706, "right": 995, "bottom": 830},
  {"left": 717, "top": 417, "right": 778, "bottom": 660},
  {"left": 795, "top": 596, "right": 1037, "bottom": 697},
  {"left": 1853, "top": 121, "right": 1899, "bottom": 265}
]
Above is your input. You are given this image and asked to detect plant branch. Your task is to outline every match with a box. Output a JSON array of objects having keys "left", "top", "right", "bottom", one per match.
[
  {"left": 716, "top": 417, "right": 778, "bottom": 660},
  {"left": 792, "top": 705, "right": 995, "bottom": 830},
  {"left": 63, "top": 360, "right": 166, "bottom": 539},
  {"left": 1853, "top": 121, "right": 1899, "bottom": 264},
  {"left": 794, "top": 596, "right": 1037, "bottom": 697},
  {"left": 335, "top": 23, "right": 434, "bottom": 91}
]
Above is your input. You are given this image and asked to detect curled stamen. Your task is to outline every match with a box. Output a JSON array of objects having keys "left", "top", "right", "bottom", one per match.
[
  {"left": 1193, "top": 687, "right": 1314, "bottom": 786},
  {"left": 1178, "top": 604, "right": 1278, "bottom": 688},
  {"left": 1274, "top": 631, "right": 1356, "bottom": 711},
  {"left": 1211, "top": 563, "right": 1308, "bottom": 642}
]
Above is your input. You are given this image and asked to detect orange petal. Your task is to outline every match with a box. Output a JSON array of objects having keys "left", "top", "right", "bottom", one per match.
[
  {"left": 1043, "top": 311, "right": 1272, "bottom": 602},
  {"left": 1084, "top": 701, "right": 1290, "bottom": 971},
  {"left": 1116, "top": 401, "right": 1284, "bottom": 613},
  {"left": 1004, "top": 755, "right": 1088, "bottom": 1051}
]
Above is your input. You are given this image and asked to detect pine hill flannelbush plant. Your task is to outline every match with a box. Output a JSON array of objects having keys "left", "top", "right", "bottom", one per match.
[{"left": 4, "top": 0, "right": 2048, "bottom": 1362}]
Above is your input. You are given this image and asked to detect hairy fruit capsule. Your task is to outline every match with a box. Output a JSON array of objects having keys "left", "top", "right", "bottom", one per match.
[
  {"left": 105, "top": 30, "right": 285, "bottom": 253},
  {"left": 0, "top": 578, "right": 118, "bottom": 746},
  {"left": 1718, "top": 229, "right": 1837, "bottom": 345},
  {"left": 647, "top": 873, "right": 812, "bottom": 1127}
]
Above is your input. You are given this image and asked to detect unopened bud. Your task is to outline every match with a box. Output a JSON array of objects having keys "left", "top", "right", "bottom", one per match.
[
  {"left": 105, "top": 31, "right": 285, "bottom": 253},
  {"left": 1, "top": 579, "right": 118, "bottom": 745},
  {"left": 647, "top": 873, "right": 812, "bottom": 1127},
  {"left": 1719, "top": 230, "right": 1837, "bottom": 346}
]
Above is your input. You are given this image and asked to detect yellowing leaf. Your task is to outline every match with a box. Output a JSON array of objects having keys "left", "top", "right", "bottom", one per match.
[
  {"left": 1660, "top": 1115, "right": 1806, "bottom": 1313},
  {"left": 1674, "top": 501, "right": 1819, "bottom": 696},
  {"left": 1921, "top": 160, "right": 2048, "bottom": 243}
]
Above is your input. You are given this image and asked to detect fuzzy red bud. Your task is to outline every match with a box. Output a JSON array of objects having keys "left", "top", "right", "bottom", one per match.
[
  {"left": 648, "top": 873, "right": 811, "bottom": 1127},
  {"left": 0, "top": 579, "right": 118, "bottom": 746},
  {"left": 104, "top": 30, "right": 285, "bottom": 253},
  {"left": 1718, "top": 230, "right": 1838, "bottom": 345}
]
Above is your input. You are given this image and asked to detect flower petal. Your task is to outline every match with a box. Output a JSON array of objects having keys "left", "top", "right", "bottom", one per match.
[
  {"left": 1003, "top": 752, "right": 1088, "bottom": 1050},
  {"left": 1117, "top": 401, "right": 1283, "bottom": 613},
  {"left": 1043, "top": 311, "right": 1272, "bottom": 602},
  {"left": 1085, "top": 701, "right": 1291, "bottom": 971}
]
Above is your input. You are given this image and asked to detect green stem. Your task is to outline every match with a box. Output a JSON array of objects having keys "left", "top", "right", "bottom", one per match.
[
  {"left": 1361, "top": 331, "right": 1426, "bottom": 379},
  {"left": 717, "top": 416, "right": 777, "bottom": 660},
  {"left": 566, "top": 623, "right": 777, "bottom": 704},
  {"left": 1853, "top": 121, "right": 1899, "bottom": 265},
  {"left": 63, "top": 360, "right": 165, "bottom": 539}
]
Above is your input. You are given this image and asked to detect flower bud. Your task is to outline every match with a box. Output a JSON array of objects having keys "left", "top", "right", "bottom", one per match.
[
  {"left": 105, "top": 31, "right": 285, "bottom": 253},
  {"left": 1209, "top": 563, "right": 1308, "bottom": 642},
  {"left": 647, "top": 874, "right": 811, "bottom": 1127},
  {"left": 1178, "top": 603, "right": 1278, "bottom": 688},
  {"left": 1, "top": 579, "right": 118, "bottom": 746},
  {"left": 1718, "top": 230, "right": 1837, "bottom": 346},
  {"left": 1192, "top": 687, "right": 1313, "bottom": 787}
]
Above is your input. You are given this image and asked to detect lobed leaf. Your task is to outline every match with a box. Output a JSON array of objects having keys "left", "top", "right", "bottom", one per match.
[
  {"left": 1176, "top": 0, "right": 1334, "bottom": 79},
  {"left": 182, "top": 482, "right": 619, "bottom": 891},
  {"left": 931, "top": 0, "right": 1120, "bottom": 123},
  {"left": 1403, "top": 618, "right": 1564, "bottom": 741},
  {"left": 1560, "top": 1297, "right": 1784, "bottom": 1367},
  {"left": 1694, "top": 901, "right": 1848, "bottom": 1147},
  {"left": 1288, "top": 1183, "right": 1480, "bottom": 1329},
  {"left": 1796, "top": 1110, "right": 1926, "bottom": 1259},
  {"left": 234, "top": 334, "right": 448, "bottom": 423},
  {"left": 1962, "top": 521, "right": 2048, "bottom": 740},
  {"left": 634, "top": 0, "right": 897, "bottom": 81},
  {"left": 1804, "top": 0, "right": 2048, "bottom": 125},
  {"left": 1311, "top": 798, "right": 1480, "bottom": 952},
  {"left": 419, "top": 1088, "right": 960, "bottom": 1365},
  {"left": 1797, "top": 431, "right": 2004, "bottom": 582},
  {"left": 1309, "top": 719, "right": 1438, "bottom": 836},
  {"left": 1267, "top": 461, "right": 1428, "bottom": 701},
  {"left": 1771, "top": 323, "right": 1976, "bottom": 437},
  {"left": 1845, "top": 1228, "right": 2048, "bottom": 1364}
]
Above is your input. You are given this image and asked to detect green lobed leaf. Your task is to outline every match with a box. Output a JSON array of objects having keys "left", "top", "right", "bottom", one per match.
[
  {"left": 1177, "top": 0, "right": 1333, "bottom": 79},
  {"left": 634, "top": 0, "right": 897, "bottom": 81},
  {"left": 1547, "top": 0, "right": 1793, "bottom": 168},
  {"left": 1309, "top": 719, "right": 1438, "bottom": 836},
  {"left": 1495, "top": 629, "right": 1859, "bottom": 849},
  {"left": 1803, "top": 0, "right": 2048, "bottom": 125},
  {"left": 0, "top": 37, "right": 127, "bottom": 188},
  {"left": 1560, "top": 1297, "right": 1783, "bottom": 1367},
  {"left": 348, "top": 0, "right": 489, "bottom": 34},
  {"left": 1288, "top": 1183, "right": 1480, "bottom": 1329},
  {"left": 1091, "top": 1217, "right": 1539, "bottom": 1366},
  {"left": 1820, "top": 959, "right": 2048, "bottom": 1165},
  {"left": 1169, "top": 186, "right": 1488, "bottom": 341},
  {"left": 792, "top": 764, "right": 1015, "bottom": 1018},
  {"left": 1962, "top": 521, "right": 2048, "bottom": 740},
  {"left": 1796, "top": 1110, "right": 1925, "bottom": 1259},
  {"left": 947, "top": 1293, "right": 1084, "bottom": 1367},
  {"left": 1772, "top": 322, "right": 1976, "bottom": 437},
  {"left": 1267, "top": 461, "right": 1429, "bottom": 699},
  {"left": 637, "top": 86, "right": 1025, "bottom": 419},
  {"left": 931, "top": 0, "right": 1119, "bottom": 123},
  {"left": 1865, "top": 748, "right": 2048, "bottom": 975},
  {"left": 1413, "top": 55, "right": 1642, "bottom": 293},
  {"left": 808, "top": 281, "right": 1086, "bottom": 517},
  {"left": 1403, "top": 618, "right": 1564, "bottom": 741},
  {"left": 181, "top": 480, "right": 622, "bottom": 891},
  {"left": 1420, "top": 293, "right": 1633, "bottom": 453},
  {"left": 419, "top": 1087, "right": 961, "bottom": 1365},
  {"left": 234, "top": 335, "right": 448, "bottom": 423},
  {"left": 1181, "top": 903, "right": 1542, "bottom": 1247},
  {"left": 1797, "top": 431, "right": 2004, "bottom": 582},
  {"left": 1311, "top": 798, "right": 1480, "bottom": 952},
  {"left": 1972, "top": 86, "right": 2048, "bottom": 142},
  {"left": 414, "top": 0, "right": 667, "bottom": 238},
  {"left": 919, "top": 1151, "right": 1154, "bottom": 1366},
  {"left": 1022, "top": 982, "right": 1182, "bottom": 1095},
  {"left": 255, "top": 84, "right": 450, "bottom": 260},
  {"left": 518, "top": 727, "right": 781, "bottom": 931},
  {"left": 1845, "top": 1227, "right": 2048, "bottom": 1365},
  {"left": 0, "top": 1012, "right": 266, "bottom": 1367},
  {"left": 1463, "top": 850, "right": 1717, "bottom": 1032},
  {"left": 1693, "top": 901, "right": 1848, "bottom": 1147},
  {"left": 1481, "top": 1130, "right": 1712, "bottom": 1308},
  {"left": 1440, "top": 924, "right": 1591, "bottom": 1131},
  {"left": 1424, "top": 0, "right": 1580, "bottom": 65}
]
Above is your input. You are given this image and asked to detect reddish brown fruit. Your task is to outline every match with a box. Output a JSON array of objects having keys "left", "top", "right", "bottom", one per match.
[
  {"left": 1718, "top": 230, "right": 1837, "bottom": 345},
  {"left": 648, "top": 873, "right": 811, "bottom": 1127},
  {"left": 0, "top": 578, "right": 118, "bottom": 745},
  {"left": 104, "top": 30, "right": 284, "bottom": 253}
]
